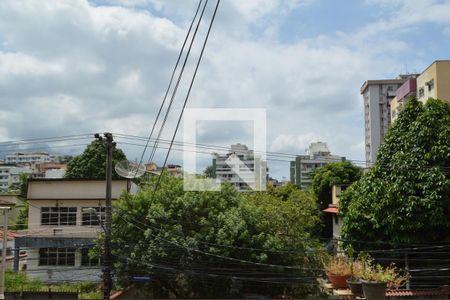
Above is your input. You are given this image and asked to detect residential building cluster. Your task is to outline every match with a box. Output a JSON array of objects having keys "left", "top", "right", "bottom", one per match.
[
  {"left": 361, "top": 60, "right": 450, "bottom": 163},
  {"left": 0, "top": 152, "right": 68, "bottom": 192},
  {"left": 4, "top": 59, "right": 449, "bottom": 291},
  {"left": 289, "top": 142, "right": 345, "bottom": 190}
]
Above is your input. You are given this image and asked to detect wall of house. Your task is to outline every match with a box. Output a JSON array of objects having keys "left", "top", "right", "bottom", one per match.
[
  {"left": 27, "top": 180, "right": 128, "bottom": 200},
  {"left": 436, "top": 61, "right": 450, "bottom": 103},
  {"left": 417, "top": 62, "right": 438, "bottom": 103},
  {"left": 28, "top": 199, "right": 107, "bottom": 237},
  {"left": 26, "top": 248, "right": 102, "bottom": 283}
]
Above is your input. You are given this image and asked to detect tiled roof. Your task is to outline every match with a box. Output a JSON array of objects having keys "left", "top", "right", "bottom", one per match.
[
  {"left": 386, "top": 286, "right": 450, "bottom": 298},
  {"left": 0, "top": 231, "right": 20, "bottom": 241},
  {"left": 323, "top": 207, "right": 338, "bottom": 214}
]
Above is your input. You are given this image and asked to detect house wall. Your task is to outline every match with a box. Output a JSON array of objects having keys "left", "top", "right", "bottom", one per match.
[
  {"left": 27, "top": 180, "right": 128, "bottom": 200},
  {"left": 28, "top": 199, "right": 106, "bottom": 237},
  {"left": 331, "top": 185, "right": 343, "bottom": 239},
  {"left": 436, "top": 61, "right": 450, "bottom": 102},
  {"left": 417, "top": 62, "right": 438, "bottom": 103},
  {"left": 26, "top": 248, "right": 102, "bottom": 283}
]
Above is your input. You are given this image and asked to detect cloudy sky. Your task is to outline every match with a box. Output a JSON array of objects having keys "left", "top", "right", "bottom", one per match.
[{"left": 1, "top": 0, "right": 450, "bottom": 180}]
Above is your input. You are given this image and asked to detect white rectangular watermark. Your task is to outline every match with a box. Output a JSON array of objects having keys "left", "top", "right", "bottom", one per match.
[{"left": 183, "top": 108, "right": 266, "bottom": 191}]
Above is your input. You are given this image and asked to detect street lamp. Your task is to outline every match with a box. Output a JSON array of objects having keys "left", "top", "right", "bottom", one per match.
[{"left": 82, "top": 207, "right": 106, "bottom": 233}]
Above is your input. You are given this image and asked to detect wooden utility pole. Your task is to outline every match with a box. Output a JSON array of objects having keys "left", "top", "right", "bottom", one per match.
[
  {"left": 95, "top": 133, "right": 114, "bottom": 300},
  {"left": 0, "top": 207, "right": 10, "bottom": 300}
]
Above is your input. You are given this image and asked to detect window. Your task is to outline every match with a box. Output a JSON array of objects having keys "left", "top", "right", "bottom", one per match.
[
  {"left": 82, "top": 207, "right": 106, "bottom": 226},
  {"left": 41, "top": 207, "right": 77, "bottom": 226},
  {"left": 39, "top": 248, "right": 75, "bottom": 266},
  {"left": 426, "top": 79, "right": 434, "bottom": 91},
  {"left": 418, "top": 87, "right": 424, "bottom": 98},
  {"left": 81, "top": 248, "right": 101, "bottom": 266}
]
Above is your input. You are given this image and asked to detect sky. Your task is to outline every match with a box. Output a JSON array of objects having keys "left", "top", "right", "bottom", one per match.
[{"left": 0, "top": 0, "right": 450, "bottom": 180}]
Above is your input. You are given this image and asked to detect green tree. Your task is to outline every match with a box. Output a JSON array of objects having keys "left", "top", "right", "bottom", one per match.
[
  {"left": 9, "top": 173, "right": 30, "bottom": 230},
  {"left": 310, "top": 161, "right": 362, "bottom": 209},
  {"left": 203, "top": 165, "right": 215, "bottom": 178},
  {"left": 340, "top": 98, "right": 450, "bottom": 249},
  {"left": 110, "top": 176, "right": 323, "bottom": 298},
  {"left": 65, "top": 141, "right": 127, "bottom": 179}
]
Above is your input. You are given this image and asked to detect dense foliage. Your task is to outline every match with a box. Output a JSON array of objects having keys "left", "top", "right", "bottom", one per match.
[
  {"left": 65, "top": 140, "right": 127, "bottom": 179},
  {"left": 309, "top": 161, "right": 361, "bottom": 239},
  {"left": 340, "top": 98, "right": 450, "bottom": 249},
  {"left": 310, "top": 161, "right": 362, "bottom": 209},
  {"left": 110, "top": 177, "right": 324, "bottom": 298}
]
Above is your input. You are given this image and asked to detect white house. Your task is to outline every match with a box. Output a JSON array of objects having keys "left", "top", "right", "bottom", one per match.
[{"left": 14, "top": 178, "right": 130, "bottom": 283}]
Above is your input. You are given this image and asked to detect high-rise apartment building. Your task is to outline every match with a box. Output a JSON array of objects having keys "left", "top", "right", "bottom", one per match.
[
  {"left": 360, "top": 75, "right": 417, "bottom": 164},
  {"left": 212, "top": 144, "right": 267, "bottom": 192},
  {"left": 290, "top": 142, "right": 345, "bottom": 190}
]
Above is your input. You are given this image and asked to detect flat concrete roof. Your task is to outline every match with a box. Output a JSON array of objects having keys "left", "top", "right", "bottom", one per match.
[{"left": 360, "top": 79, "right": 406, "bottom": 94}]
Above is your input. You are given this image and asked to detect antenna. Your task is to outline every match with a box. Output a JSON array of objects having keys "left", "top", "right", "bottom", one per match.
[{"left": 114, "top": 160, "right": 146, "bottom": 179}]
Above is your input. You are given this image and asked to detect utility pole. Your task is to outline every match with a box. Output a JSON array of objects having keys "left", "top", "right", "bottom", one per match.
[
  {"left": 95, "top": 133, "right": 114, "bottom": 300},
  {"left": 0, "top": 207, "right": 10, "bottom": 300}
]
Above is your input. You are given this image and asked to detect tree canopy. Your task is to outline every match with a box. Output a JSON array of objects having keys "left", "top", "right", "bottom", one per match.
[
  {"left": 65, "top": 140, "right": 127, "bottom": 179},
  {"left": 110, "top": 176, "right": 324, "bottom": 299},
  {"left": 310, "top": 161, "right": 362, "bottom": 209},
  {"left": 340, "top": 98, "right": 450, "bottom": 249}
]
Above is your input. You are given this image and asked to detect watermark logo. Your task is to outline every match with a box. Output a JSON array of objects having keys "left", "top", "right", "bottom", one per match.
[{"left": 183, "top": 108, "right": 266, "bottom": 191}]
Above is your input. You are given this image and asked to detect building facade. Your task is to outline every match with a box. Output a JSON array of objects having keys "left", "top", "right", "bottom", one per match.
[
  {"left": 390, "top": 78, "right": 417, "bottom": 121},
  {"left": 212, "top": 144, "right": 267, "bottom": 192},
  {"left": 14, "top": 179, "right": 130, "bottom": 283},
  {"left": 360, "top": 75, "right": 417, "bottom": 164},
  {"left": 416, "top": 60, "right": 450, "bottom": 104},
  {"left": 290, "top": 142, "right": 345, "bottom": 190},
  {"left": 0, "top": 164, "right": 33, "bottom": 192},
  {"left": 5, "top": 152, "right": 55, "bottom": 165}
]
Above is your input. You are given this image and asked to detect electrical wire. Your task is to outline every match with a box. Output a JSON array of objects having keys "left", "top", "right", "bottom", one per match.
[{"left": 135, "top": 0, "right": 204, "bottom": 177}]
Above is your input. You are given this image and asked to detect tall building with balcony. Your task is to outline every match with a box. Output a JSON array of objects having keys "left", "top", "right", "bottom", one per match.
[
  {"left": 212, "top": 144, "right": 267, "bottom": 192},
  {"left": 360, "top": 75, "right": 418, "bottom": 164},
  {"left": 290, "top": 142, "right": 345, "bottom": 190}
]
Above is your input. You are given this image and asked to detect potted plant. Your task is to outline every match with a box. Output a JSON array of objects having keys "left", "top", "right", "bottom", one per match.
[
  {"left": 346, "top": 250, "right": 367, "bottom": 297},
  {"left": 360, "top": 262, "right": 409, "bottom": 300},
  {"left": 324, "top": 256, "right": 352, "bottom": 289},
  {"left": 346, "top": 261, "right": 363, "bottom": 296}
]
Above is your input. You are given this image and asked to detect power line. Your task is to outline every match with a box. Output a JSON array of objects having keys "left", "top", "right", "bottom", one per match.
[
  {"left": 154, "top": 0, "right": 221, "bottom": 192},
  {"left": 136, "top": 0, "right": 204, "bottom": 176},
  {"left": 146, "top": 0, "right": 209, "bottom": 169}
]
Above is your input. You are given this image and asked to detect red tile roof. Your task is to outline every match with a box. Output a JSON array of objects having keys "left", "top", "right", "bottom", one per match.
[
  {"left": 386, "top": 286, "right": 450, "bottom": 298},
  {"left": 0, "top": 231, "right": 20, "bottom": 241},
  {"left": 323, "top": 207, "right": 338, "bottom": 214}
]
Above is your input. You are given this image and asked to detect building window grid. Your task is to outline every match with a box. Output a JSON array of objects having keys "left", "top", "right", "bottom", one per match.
[
  {"left": 39, "top": 248, "right": 76, "bottom": 266},
  {"left": 82, "top": 207, "right": 106, "bottom": 226},
  {"left": 41, "top": 207, "right": 77, "bottom": 226},
  {"left": 81, "top": 248, "right": 102, "bottom": 266}
]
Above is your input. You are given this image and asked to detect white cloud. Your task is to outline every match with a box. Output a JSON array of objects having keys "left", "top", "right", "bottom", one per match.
[
  {"left": 270, "top": 133, "right": 318, "bottom": 153},
  {"left": 0, "top": 0, "right": 448, "bottom": 177},
  {"left": 0, "top": 52, "right": 64, "bottom": 78}
]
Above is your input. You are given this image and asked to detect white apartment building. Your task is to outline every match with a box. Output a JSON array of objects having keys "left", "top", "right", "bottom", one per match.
[
  {"left": 290, "top": 142, "right": 344, "bottom": 190},
  {"left": 212, "top": 144, "right": 267, "bottom": 192},
  {"left": 360, "top": 75, "right": 418, "bottom": 164},
  {"left": 5, "top": 152, "right": 55, "bottom": 165},
  {"left": 14, "top": 179, "right": 130, "bottom": 283},
  {"left": 0, "top": 164, "right": 33, "bottom": 192}
]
